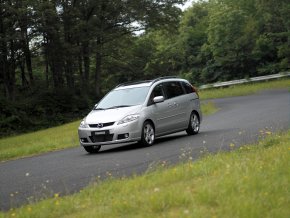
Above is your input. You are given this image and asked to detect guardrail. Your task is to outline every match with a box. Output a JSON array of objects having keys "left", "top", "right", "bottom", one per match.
[{"left": 199, "top": 72, "right": 290, "bottom": 89}]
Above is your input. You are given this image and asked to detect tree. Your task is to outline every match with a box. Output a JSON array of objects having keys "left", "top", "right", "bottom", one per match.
[
  {"left": 17, "top": 0, "right": 34, "bottom": 86},
  {"left": 0, "top": 0, "right": 19, "bottom": 100},
  {"left": 254, "top": 0, "right": 290, "bottom": 73},
  {"left": 88, "top": 0, "right": 185, "bottom": 96},
  {"left": 177, "top": 1, "right": 209, "bottom": 83},
  {"left": 206, "top": 0, "right": 258, "bottom": 80}
]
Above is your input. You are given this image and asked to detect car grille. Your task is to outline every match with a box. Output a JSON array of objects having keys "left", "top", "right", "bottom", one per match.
[
  {"left": 89, "top": 122, "right": 115, "bottom": 128},
  {"left": 89, "top": 134, "right": 114, "bottom": 143}
]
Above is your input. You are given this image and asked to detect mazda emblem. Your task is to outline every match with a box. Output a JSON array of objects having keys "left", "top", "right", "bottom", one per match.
[{"left": 96, "top": 123, "right": 103, "bottom": 128}]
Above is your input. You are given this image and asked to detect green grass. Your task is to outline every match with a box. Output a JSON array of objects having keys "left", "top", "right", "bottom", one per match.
[
  {"left": 201, "top": 101, "right": 218, "bottom": 115},
  {"left": 0, "top": 121, "right": 79, "bottom": 162},
  {"left": 1, "top": 131, "right": 289, "bottom": 218},
  {"left": 0, "top": 78, "right": 288, "bottom": 162},
  {"left": 199, "top": 78, "right": 290, "bottom": 99}
]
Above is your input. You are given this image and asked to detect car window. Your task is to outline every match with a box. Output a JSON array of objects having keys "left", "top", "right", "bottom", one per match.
[
  {"left": 96, "top": 86, "right": 150, "bottom": 109},
  {"left": 152, "top": 84, "right": 163, "bottom": 97},
  {"left": 182, "top": 82, "right": 194, "bottom": 94},
  {"left": 163, "top": 82, "right": 185, "bottom": 99},
  {"left": 148, "top": 84, "right": 164, "bottom": 105}
]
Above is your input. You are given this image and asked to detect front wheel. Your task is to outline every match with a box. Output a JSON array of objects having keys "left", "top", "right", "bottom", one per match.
[
  {"left": 140, "top": 121, "right": 155, "bottom": 146},
  {"left": 83, "top": 145, "right": 101, "bottom": 153},
  {"left": 186, "top": 112, "right": 200, "bottom": 135}
]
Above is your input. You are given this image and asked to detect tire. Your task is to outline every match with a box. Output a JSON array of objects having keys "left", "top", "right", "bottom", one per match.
[
  {"left": 140, "top": 121, "right": 155, "bottom": 146},
  {"left": 83, "top": 145, "right": 101, "bottom": 153},
  {"left": 186, "top": 112, "right": 200, "bottom": 135}
]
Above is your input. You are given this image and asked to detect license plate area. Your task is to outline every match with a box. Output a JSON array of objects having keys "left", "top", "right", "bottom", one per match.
[
  {"left": 90, "top": 131, "right": 113, "bottom": 143},
  {"left": 92, "top": 131, "right": 107, "bottom": 135},
  {"left": 91, "top": 130, "right": 110, "bottom": 136}
]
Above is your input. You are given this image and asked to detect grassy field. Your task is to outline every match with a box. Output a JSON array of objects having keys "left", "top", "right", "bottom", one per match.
[
  {"left": 199, "top": 78, "right": 290, "bottom": 99},
  {"left": 0, "top": 78, "right": 288, "bottom": 162},
  {"left": 1, "top": 131, "right": 289, "bottom": 218},
  {"left": 0, "top": 121, "right": 80, "bottom": 162}
]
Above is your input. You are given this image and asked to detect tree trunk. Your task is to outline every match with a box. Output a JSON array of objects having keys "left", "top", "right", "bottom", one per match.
[
  {"left": 43, "top": 35, "right": 50, "bottom": 88},
  {"left": 0, "top": 13, "right": 16, "bottom": 100},
  {"left": 82, "top": 40, "right": 90, "bottom": 92},
  {"left": 77, "top": 41, "right": 84, "bottom": 90},
  {"left": 23, "top": 30, "right": 34, "bottom": 86},
  {"left": 63, "top": 7, "right": 75, "bottom": 89},
  {"left": 47, "top": 36, "right": 64, "bottom": 89},
  {"left": 7, "top": 40, "right": 16, "bottom": 100},
  {"left": 95, "top": 38, "right": 102, "bottom": 97},
  {"left": 0, "top": 11, "right": 6, "bottom": 96},
  {"left": 41, "top": 1, "right": 64, "bottom": 90},
  {"left": 18, "top": 0, "right": 34, "bottom": 86},
  {"left": 19, "top": 58, "right": 29, "bottom": 88},
  {"left": 50, "top": 55, "right": 64, "bottom": 89}
]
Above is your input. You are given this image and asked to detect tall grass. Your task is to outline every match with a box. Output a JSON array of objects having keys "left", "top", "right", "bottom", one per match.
[{"left": 1, "top": 131, "right": 289, "bottom": 218}]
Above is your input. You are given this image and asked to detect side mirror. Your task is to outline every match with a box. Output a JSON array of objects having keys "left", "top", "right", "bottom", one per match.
[{"left": 153, "top": 96, "right": 164, "bottom": 104}]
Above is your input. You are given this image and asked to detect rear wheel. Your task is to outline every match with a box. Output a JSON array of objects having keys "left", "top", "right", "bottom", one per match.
[
  {"left": 186, "top": 112, "right": 200, "bottom": 135},
  {"left": 140, "top": 121, "right": 155, "bottom": 146},
  {"left": 83, "top": 145, "right": 101, "bottom": 153}
]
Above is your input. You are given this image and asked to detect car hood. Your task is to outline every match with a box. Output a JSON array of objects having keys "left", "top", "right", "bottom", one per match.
[{"left": 85, "top": 105, "right": 142, "bottom": 124}]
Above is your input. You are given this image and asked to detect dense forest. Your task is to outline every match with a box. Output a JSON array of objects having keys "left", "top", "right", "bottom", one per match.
[{"left": 0, "top": 0, "right": 289, "bottom": 136}]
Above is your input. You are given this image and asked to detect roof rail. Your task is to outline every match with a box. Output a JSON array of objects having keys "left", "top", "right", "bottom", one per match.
[
  {"left": 151, "top": 76, "right": 178, "bottom": 84},
  {"left": 115, "top": 80, "right": 153, "bottom": 88},
  {"left": 115, "top": 76, "right": 179, "bottom": 88}
]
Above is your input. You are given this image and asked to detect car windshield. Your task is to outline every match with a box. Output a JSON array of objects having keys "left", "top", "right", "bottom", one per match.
[{"left": 95, "top": 86, "right": 150, "bottom": 109}]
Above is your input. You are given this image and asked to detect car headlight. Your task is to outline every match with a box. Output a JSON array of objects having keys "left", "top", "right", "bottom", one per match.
[
  {"left": 118, "top": 114, "right": 140, "bottom": 125},
  {"left": 79, "top": 120, "right": 89, "bottom": 128}
]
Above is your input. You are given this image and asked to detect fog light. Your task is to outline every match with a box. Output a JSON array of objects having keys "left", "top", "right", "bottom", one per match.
[
  {"left": 81, "top": 138, "right": 88, "bottom": 143},
  {"left": 117, "top": 133, "right": 129, "bottom": 140}
]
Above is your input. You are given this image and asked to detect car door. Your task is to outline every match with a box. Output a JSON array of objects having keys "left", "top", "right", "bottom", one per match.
[
  {"left": 162, "top": 81, "right": 188, "bottom": 133},
  {"left": 147, "top": 84, "right": 172, "bottom": 136}
]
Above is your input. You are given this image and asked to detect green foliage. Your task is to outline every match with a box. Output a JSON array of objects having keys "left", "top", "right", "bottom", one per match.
[
  {"left": 175, "top": 0, "right": 290, "bottom": 83},
  {"left": 0, "top": 87, "right": 93, "bottom": 137},
  {"left": 0, "top": 0, "right": 185, "bottom": 136},
  {"left": 207, "top": 7, "right": 255, "bottom": 78},
  {"left": 1, "top": 0, "right": 290, "bottom": 137},
  {"left": 126, "top": 0, "right": 290, "bottom": 84},
  {"left": 178, "top": 2, "right": 209, "bottom": 83}
]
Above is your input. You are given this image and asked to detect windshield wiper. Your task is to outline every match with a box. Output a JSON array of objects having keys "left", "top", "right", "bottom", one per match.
[
  {"left": 93, "top": 107, "right": 105, "bottom": 110},
  {"left": 105, "top": 105, "right": 133, "bottom": 110}
]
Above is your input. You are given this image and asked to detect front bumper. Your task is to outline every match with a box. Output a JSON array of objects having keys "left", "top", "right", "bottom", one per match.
[{"left": 78, "top": 120, "right": 142, "bottom": 147}]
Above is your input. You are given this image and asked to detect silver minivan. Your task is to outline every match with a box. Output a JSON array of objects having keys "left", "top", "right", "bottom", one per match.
[{"left": 78, "top": 77, "right": 202, "bottom": 153}]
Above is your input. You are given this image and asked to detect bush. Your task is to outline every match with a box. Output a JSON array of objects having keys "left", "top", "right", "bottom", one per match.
[{"left": 0, "top": 88, "right": 94, "bottom": 138}]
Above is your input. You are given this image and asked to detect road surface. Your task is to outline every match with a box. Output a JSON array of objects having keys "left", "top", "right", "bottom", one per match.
[{"left": 0, "top": 89, "right": 289, "bottom": 211}]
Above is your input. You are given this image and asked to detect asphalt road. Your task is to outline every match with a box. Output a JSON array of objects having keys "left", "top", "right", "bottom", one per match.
[{"left": 0, "top": 89, "right": 289, "bottom": 211}]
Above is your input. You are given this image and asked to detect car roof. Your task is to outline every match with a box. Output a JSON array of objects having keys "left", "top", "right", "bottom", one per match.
[
  {"left": 114, "top": 76, "right": 187, "bottom": 90},
  {"left": 115, "top": 81, "right": 152, "bottom": 90}
]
